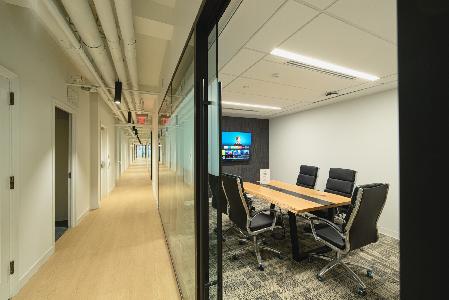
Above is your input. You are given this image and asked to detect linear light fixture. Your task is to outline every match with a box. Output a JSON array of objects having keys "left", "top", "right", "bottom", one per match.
[
  {"left": 270, "top": 48, "right": 379, "bottom": 81},
  {"left": 222, "top": 101, "right": 282, "bottom": 110}
]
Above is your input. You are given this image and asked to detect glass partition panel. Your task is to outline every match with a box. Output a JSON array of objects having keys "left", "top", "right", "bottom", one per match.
[
  {"left": 207, "top": 23, "right": 222, "bottom": 299},
  {"left": 159, "top": 34, "right": 195, "bottom": 300}
]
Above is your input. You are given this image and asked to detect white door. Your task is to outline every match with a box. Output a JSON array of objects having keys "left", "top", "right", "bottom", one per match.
[
  {"left": 0, "top": 76, "right": 11, "bottom": 299},
  {"left": 100, "top": 127, "right": 108, "bottom": 200}
]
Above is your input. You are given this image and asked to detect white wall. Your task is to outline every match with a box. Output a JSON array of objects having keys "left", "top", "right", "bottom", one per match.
[
  {"left": 0, "top": 2, "right": 117, "bottom": 294},
  {"left": 75, "top": 91, "right": 91, "bottom": 223},
  {"left": 99, "top": 99, "right": 117, "bottom": 194},
  {"left": 0, "top": 2, "right": 74, "bottom": 290},
  {"left": 90, "top": 93, "right": 119, "bottom": 209},
  {"left": 269, "top": 89, "right": 399, "bottom": 239}
]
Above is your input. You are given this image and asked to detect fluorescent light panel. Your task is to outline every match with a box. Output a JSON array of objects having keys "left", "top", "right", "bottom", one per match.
[
  {"left": 271, "top": 48, "right": 379, "bottom": 81},
  {"left": 222, "top": 101, "right": 282, "bottom": 110}
]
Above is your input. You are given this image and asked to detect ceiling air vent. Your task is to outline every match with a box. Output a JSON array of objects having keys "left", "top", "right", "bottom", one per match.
[{"left": 285, "top": 60, "right": 356, "bottom": 80}]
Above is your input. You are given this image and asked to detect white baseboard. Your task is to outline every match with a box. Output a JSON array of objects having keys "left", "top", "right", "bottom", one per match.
[
  {"left": 76, "top": 209, "right": 90, "bottom": 225},
  {"left": 379, "top": 226, "right": 399, "bottom": 240},
  {"left": 17, "top": 246, "right": 54, "bottom": 291}
]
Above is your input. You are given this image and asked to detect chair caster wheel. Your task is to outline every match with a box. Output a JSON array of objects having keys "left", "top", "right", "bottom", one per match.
[
  {"left": 231, "top": 255, "right": 239, "bottom": 261},
  {"left": 366, "top": 270, "right": 374, "bottom": 278},
  {"left": 307, "top": 256, "right": 313, "bottom": 263},
  {"left": 238, "top": 240, "right": 246, "bottom": 245},
  {"left": 357, "top": 287, "right": 367, "bottom": 296},
  {"left": 316, "top": 274, "right": 324, "bottom": 282},
  {"left": 277, "top": 254, "right": 283, "bottom": 260},
  {"left": 258, "top": 264, "right": 264, "bottom": 271}
]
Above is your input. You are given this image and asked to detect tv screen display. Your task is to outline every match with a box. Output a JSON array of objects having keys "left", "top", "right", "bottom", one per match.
[{"left": 221, "top": 131, "right": 251, "bottom": 161}]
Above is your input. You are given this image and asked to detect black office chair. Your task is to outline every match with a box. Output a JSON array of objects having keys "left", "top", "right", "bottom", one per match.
[
  {"left": 273, "top": 164, "right": 320, "bottom": 238},
  {"left": 324, "top": 168, "right": 357, "bottom": 197},
  {"left": 308, "top": 183, "right": 389, "bottom": 296},
  {"left": 296, "top": 165, "right": 319, "bottom": 189},
  {"left": 311, "top": 168, "right": 357, "bottom": 221},
  {"left": 326, "top": 168, "right": 357, "bottom": 222},
  {"left": 221, "top": 174, "right": 282, "bottom": 271},
  {"left": 210, "top": 173, "right": 228, "bottom": 215}
]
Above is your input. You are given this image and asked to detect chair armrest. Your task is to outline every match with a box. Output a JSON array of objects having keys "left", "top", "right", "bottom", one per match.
[
  {"left": 309, "top": 216, "right": 345, "bottom": 240},
  {"left": 250, "top": 208, "right": 278, "bottom": 219}
]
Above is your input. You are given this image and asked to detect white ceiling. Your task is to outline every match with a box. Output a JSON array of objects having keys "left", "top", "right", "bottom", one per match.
[
  {"left": 132, "top": 0, "right": 174, "bottom": 92},
  {"left": 218, "top": 0, "right": 397, "bottom": 118}
]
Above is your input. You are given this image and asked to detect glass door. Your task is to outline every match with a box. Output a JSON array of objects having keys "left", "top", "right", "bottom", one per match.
[{"left": 207, "top": 23, "right": 223, "bottom": 299}]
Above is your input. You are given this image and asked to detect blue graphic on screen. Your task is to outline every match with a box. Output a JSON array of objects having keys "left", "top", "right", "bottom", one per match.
[{"left": 221, "top": 131, "right": 251, "bottom": 161}]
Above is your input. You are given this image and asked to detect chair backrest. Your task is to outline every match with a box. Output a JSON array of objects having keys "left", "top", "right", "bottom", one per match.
[
  {"left": 343, "top": 183, "right": 389, "bottom": 251},
  {"left": 324, "top": 168, "right": 357, "bottom": 198},
  {"left": 221, "top": 174, "right": 250, "bottom": 231},
  {"left": 209, "top": 173, "right": 228, "bottom": 215},
  {"left": 296, "top": 165, "right": 319, "bottom": 189}
]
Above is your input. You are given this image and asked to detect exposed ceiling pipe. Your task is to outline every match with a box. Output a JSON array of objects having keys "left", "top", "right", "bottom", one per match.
[
  {"left": 92, "top": 0, "right": 137, "bottom": 123},
  {"left": 114, "top": 0, "right": 143, "bottom": 111},
  {"left": 42, "top": 0, "right": 126, "bottom": 123},
  {"left": 61, "top": 0, "right": 136, "bottom": 121},
  {"left": 34, "top": 2, "right": 96, "bottom": 84}
]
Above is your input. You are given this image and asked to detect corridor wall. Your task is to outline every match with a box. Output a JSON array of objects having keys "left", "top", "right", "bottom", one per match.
[{"left": 0, "top": 2, "right": 119, "bottom": 294}]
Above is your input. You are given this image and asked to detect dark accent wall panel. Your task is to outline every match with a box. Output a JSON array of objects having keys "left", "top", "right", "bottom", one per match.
[{"left": 221, "top": 116, "right": 269, "bottom": 182}]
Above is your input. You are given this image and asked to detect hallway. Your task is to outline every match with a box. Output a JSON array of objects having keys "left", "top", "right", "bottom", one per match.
[{"left": 14, "top": 162, "right": 180, "bottom": 300}]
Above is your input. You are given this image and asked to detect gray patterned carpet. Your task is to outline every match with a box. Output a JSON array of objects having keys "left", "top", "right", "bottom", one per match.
[{"left": 209, "top": 200, "right": 400, "bottom": 299}]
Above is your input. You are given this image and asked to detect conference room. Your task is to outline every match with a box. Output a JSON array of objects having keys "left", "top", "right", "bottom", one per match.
[{"left": 207, "top": 0, "right": 399, "bottom": 299}]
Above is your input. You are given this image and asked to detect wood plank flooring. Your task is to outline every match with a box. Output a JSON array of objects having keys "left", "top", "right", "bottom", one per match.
[{"left": 14, "top": 161, "right": 180, "bottom": 300}]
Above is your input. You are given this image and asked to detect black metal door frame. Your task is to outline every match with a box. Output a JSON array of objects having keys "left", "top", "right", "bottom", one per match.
[{"left": 195, "top": 1, "right": 230, "bottom": 299}]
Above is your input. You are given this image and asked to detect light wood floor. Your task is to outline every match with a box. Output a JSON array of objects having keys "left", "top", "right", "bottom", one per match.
[{"left": 14, "top": 161, "right": 180, "bottom": 300}]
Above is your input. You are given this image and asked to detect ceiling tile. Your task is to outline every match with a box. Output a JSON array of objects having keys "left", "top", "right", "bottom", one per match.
[
  {"left": 219, "top": 73, "right": 237, "bottom": 88},
  {"left": 220, "top": 48, "right": 265, "bottom": 76},
  {"left": 136, "top": 34, "right": 168, "bottom": 87},
  {"left": 246, "top": 0, "right": 319, "bottom": 53},
  {"left": 326, "top": 0, "right": 397, "bottom": 43},
  {"left": 218, "top": 0, "right": 285, "bottom": 70},
  {"left": 142, "top": 95, "right": 157, "bottom": 111},
  {"left": 151, "top": 0, "right": 176, "bottom": 8},
  {"left": 279, "top": 14, "right": 397, "bottom": 77},
  {"left": 244, "top": 58, "right": 366, "bottom": 92},
  {"left": 224, "top": 77, "right": 319, "bottom": 103},
  {"left": 134, "top": 16, "right": 173, "bottom": 40},
  {"left": 299, "top": 0, "right": 336, "bottom": 10},
  {"left": 222, "top": 90, "right": 296, "bottom": 108}
]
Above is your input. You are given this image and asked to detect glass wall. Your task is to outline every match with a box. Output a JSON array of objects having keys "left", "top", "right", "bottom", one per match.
[{"left": 158, "top": 34, "right": 195, "bottom": 300}]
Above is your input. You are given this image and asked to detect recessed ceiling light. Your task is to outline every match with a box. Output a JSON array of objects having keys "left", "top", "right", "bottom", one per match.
[
  {"left": 242, "top": 85, "right": 250, "bottom": 89},
  {"left": 270, "top": 48, "right": 379, "bottom": 81},
  {"left": 222, "top": 101, "right": 282, "bottom": 110},
  {"left": 272, "top": 73, "right": 280, "bottom": 78}
]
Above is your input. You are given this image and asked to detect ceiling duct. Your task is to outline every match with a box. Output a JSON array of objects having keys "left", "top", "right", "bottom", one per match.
[
  {"left": 285, "top": 60, "right": 356, "bottom": 80},
  {"left": 42, "top": 0, "right": 126, "bottom": 123},
  {"left": 114, "top": 0, "right": 143, "bottom": 111},
  {"left": 93, "top": 0, "right": 137, "bottom": 122}
]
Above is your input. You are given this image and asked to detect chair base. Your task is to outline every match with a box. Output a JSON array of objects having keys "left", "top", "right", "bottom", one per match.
[
  {"left": 229, "top": 235, "right": 282, "bottom": 271},
  {"left": 310, "top": 252, "right": 374, "bottom": 295}
]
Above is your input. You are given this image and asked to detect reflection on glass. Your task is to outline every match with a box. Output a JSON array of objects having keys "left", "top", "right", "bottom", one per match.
[
  {"left": 208, "top": 23, "right": 220, "bottom": 299},
  {"left": 159, "top": 34, "right": 195, "bottom": 300}
]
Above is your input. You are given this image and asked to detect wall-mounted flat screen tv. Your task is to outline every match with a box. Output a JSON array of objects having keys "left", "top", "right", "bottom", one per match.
[{"left": 221, "top": 131, "right": 251, "bottom": 161}]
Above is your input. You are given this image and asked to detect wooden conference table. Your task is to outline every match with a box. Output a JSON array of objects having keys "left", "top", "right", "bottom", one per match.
[{"left": 244, "top": 180, "right": 351, "bottom": 261}]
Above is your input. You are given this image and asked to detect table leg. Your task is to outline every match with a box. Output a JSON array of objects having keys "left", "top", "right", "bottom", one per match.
[
  {"left": 328, "top": 208, "right": 336, "bottom": 221},
  {"left": 288, "top": 212, "right": 306, "bottom": 262}
]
